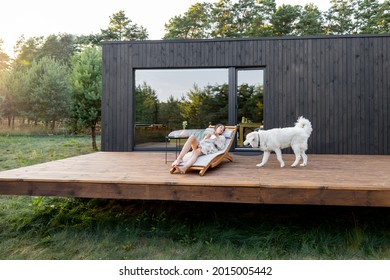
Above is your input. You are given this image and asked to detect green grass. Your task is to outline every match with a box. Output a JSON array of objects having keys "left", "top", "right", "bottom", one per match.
[
  {"left": 0, "top": 134, "right": 390, "bottom": 260},
  {"left": 0, "top": 134, "right": 98, "bottom": 171}
]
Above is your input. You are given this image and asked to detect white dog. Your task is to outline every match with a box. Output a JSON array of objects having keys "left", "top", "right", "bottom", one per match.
[{"left": 243, "top": 117, "right": 312, "bottom": 168}]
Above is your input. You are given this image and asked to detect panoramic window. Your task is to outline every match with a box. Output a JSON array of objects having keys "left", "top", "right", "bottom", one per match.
[
  {"left": 134, "top": 68, "right": 229, "bottom": 150},
  {"left": 236, "top": 69, "right": 264, "bottom": 148}
]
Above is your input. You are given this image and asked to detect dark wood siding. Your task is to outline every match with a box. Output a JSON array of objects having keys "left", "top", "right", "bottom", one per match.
[{"left": 102, "top": 35, "right": 390, "bottom": 154}]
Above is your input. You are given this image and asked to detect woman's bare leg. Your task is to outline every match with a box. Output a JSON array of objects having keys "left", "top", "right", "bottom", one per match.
[
  {"left": 172, "top": 135, "right": 200, "bottom": 166},
  {"left": 177, "top": 148, "right": 203, "bottom": 173}
]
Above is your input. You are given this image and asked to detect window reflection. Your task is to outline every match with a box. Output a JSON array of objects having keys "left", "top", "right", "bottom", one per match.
[
  {"left": 135, "top": 69, "right": 228, "bottom": 149},
  {"left": 237, "top": 69, "right": 264, "bottom": 147}
]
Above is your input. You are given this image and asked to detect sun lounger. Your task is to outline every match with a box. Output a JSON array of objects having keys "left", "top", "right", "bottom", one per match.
[{"left": 169, "top": 125, "right": 237, "bottom": 176}]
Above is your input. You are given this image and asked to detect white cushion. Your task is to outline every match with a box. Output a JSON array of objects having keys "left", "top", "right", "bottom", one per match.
[
  {"left": 168, "top": 129, "right": 205, "bottom": 140},
  {"left": 168, "top": 127, "right": 234, "bottom": 141}
]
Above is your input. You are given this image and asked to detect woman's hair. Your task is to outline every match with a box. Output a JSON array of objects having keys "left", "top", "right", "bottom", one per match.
[{"left": 214, "top": 123, "right": 225, "bottom": 132}]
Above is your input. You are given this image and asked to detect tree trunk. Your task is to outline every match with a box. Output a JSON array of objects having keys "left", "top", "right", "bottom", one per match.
[{"left": 91, "top": 126, "right": 97, "bottom": 151}]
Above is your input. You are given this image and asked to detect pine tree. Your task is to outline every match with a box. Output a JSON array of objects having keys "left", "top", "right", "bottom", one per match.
[{"left": 71, "top": 47, "right": 102, "bottom": 150}]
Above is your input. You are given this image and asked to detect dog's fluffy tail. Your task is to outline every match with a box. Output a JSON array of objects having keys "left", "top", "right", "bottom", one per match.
[{"left": 295, "top": 116, "right": 313, "bottom": 135}]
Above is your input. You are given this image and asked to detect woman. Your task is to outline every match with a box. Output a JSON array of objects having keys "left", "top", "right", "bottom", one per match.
[{"left": 171, "top": 124, "right": 226, "bottom": 174}]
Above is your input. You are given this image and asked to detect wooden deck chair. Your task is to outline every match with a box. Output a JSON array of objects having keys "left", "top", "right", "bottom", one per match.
[{"left": 170, "top": 125, "right": 237, "bottom": 176}]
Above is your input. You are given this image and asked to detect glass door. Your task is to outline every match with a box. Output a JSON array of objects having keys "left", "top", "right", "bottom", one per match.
[
  {"left": 134, "top": 68, "right": 228, "bottom": 150},
  {"left": 236, "top": 69, "right": 264, "bottom": 148}
]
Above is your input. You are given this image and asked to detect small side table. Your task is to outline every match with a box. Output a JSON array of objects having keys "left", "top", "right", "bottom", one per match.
[
  {"left": 165, "top": 135, "right": 189, "bottom": 164},
  {"left": 238, "top": 123, "right": 262, "bottom": 146}
]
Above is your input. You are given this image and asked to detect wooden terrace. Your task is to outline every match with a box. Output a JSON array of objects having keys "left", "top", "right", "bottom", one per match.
[{"left": 0, "top": 152, "right": 389, "bottom": 207}]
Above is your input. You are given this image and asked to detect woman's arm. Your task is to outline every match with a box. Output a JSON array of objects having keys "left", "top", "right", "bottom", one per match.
[
  {"left": 203, "top": 133, "right": 212, "bottom": 141},
  {"left": 214, "top": 135, "right": 226, "bottom": 150}
]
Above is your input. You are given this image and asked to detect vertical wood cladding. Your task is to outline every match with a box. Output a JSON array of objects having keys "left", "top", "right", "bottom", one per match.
[{"left": 102, "top": 35, "right": 390, "bottom": 154}]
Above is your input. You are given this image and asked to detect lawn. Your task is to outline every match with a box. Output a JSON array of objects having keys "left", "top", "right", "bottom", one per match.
[
  {"left": 0, "top": 134, "right": 390, "bottom": 259},
  {"left": 0, "top": 134, "right": 97, "bottom": 171}
]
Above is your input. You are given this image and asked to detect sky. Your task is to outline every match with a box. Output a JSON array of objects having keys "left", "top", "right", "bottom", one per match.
[{"left": 0, "top": 0, "right": 332, "bottom": 58}]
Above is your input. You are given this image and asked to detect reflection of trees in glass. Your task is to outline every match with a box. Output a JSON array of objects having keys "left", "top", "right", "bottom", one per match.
[
  {"left": 135, "top": 82, "right": 158, "bottom": 124},
  {"left": 200, "top": 84, "right": 229, "bottom": 126},
  {"left": 136, "top": 82, "right": 228, "bottom": 130},
  {"left": 237, "top": 84, "right": 263, "bottom": 123},
  {"left": 179, "top": 84, "right": 207, "bottom": 128},
  {"left": 158, "top": 95, "right": 182, "bottom": 129},
  {"left": 136, "top": 82, "right": 263, "bottom": 129}
]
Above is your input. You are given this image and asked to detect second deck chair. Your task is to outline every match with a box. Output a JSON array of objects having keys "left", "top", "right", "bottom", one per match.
[{"left": 170, "top": 125, "right": 237, "bottom": 176}]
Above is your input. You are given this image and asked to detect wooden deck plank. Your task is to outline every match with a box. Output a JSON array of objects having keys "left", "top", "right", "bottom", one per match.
[{"left": 0, "top": 152, "right": 389, "bottom": 206}]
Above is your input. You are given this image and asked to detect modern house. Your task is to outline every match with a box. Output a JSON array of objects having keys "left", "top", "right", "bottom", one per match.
[{"left": 102, "top": 34, "right": 390, "bottom": 155}]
